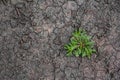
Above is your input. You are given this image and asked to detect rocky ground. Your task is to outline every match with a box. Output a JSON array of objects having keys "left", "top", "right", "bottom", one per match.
[{"left": 0, "top": 0, "right": 120, "bottom": 80}]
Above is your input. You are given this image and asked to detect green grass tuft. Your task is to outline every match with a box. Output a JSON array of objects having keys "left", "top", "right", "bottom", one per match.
[{"left": 64, "top": 28, "right": 96, "bottom": 58}]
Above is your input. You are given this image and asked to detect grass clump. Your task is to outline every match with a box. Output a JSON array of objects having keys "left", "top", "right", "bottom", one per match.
[{"left": 64, "top": 28, "right": 96, "bottom": 58}]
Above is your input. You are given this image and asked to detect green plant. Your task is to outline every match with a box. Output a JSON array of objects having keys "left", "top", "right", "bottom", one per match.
[{"left": 64, "top": 28, "right": 96, "bottom": 58}]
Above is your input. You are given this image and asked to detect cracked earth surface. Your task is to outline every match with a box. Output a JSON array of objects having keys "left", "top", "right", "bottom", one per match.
[{"left": 0, "top": 0, "right": 120, "bottom": 80}]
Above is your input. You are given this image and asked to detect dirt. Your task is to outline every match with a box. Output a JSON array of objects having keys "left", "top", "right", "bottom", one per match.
[{"left": 0, "top": 0, "right": 120, "bottom": 80}]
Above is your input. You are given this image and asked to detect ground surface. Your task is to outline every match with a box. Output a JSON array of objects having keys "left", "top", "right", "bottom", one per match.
[{"left": 0, "top": 0, "right": 120, "bottom": 80}]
